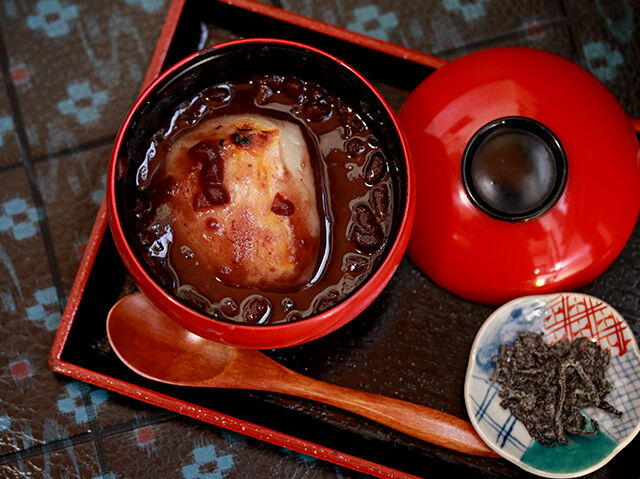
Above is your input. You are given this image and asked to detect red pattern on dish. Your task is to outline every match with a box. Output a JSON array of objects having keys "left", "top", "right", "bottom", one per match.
[{"left": 544, "top": 293, "right": 631, "bottom": 356}]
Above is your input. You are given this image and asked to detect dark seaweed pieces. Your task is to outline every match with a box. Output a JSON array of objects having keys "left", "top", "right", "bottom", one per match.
[{"left": 491, "top": 331, "right": 622, "bottom": 446}]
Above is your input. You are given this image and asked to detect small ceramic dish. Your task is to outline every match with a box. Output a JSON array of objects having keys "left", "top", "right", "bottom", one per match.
[{"left": 465, "top": 292, "right": 640, "bottom": 477}]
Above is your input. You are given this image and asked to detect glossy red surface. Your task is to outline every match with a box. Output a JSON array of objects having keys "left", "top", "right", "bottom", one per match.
[
  {"left": 107, "top": 38, "right": 415, "bottom": 349},
  {"left": 400, "top": 47, "right": 640, "bottom": 305}
]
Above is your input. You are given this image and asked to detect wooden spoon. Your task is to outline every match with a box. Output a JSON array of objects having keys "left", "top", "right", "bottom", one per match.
[{"left": 107, "top": 293, "right": 498, "bottom": 458}]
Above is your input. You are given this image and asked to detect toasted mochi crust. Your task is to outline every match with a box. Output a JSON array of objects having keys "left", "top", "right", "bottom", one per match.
[{"left": 163, "top": 114, "right": 321, "bottom": 290}]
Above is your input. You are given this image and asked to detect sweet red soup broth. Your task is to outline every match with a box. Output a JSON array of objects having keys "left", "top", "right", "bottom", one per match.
[{"left": 126, "top": 74, "right": 394, "bottom": 325}]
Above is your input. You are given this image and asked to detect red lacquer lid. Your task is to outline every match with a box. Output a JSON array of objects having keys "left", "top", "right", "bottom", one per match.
[{"left": 399, "top": 47, "right": 640, "bottom": 305}]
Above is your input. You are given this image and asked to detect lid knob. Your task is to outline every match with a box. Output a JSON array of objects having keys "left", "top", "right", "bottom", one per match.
[{"left": 462, "top": 117, "right": 567, "bottom": 221}]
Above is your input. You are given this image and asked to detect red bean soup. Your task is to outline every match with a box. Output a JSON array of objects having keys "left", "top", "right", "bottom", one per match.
[{"left": 114, "top": 42, "right": 407, "bottom": 325}]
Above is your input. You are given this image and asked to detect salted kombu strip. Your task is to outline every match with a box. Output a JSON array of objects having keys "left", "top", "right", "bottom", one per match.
[{"left": 491, "top": 331, "right": 622, "bottom": 446}]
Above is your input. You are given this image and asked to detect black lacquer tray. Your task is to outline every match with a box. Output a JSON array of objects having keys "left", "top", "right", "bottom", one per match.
[{"left": 51, "top": 1, "right": 640, "bottom": 478}]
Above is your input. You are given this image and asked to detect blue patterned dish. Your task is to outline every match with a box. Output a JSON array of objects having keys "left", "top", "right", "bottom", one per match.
[{"left": 465, "top": 293, "right": 640, "bottom": 477}]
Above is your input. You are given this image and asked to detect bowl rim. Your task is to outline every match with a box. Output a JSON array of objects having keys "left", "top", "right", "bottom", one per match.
[{"left": 106, "top": 37, "right": 415, "bottom": 347}]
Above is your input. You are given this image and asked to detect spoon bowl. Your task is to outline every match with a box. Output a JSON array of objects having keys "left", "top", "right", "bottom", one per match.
[{"left": 108, "top": 294, "right": 235, "bottom": 384}]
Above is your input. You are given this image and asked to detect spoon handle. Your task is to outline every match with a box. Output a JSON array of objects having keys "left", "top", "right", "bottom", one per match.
[{"left": 230, "top": 353, "right": 498, "bottom": 458}]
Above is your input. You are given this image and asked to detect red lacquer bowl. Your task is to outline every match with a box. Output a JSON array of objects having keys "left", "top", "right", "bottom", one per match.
[
  {"left": 107, "top": 39, "right": 415, "bottom": 349},
  {"left": 400, "top": 47, "right": 640, "bottom": 305}
]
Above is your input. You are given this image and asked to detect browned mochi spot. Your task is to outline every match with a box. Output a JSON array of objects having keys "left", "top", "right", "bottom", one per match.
[{"left": 163, "top": 114, "right": 321, "bottom": 291}]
